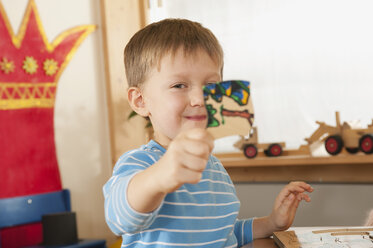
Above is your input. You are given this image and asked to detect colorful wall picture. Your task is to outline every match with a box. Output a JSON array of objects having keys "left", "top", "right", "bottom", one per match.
[{"left": 203, "top": 80, "right": 254, "bottom": 139}]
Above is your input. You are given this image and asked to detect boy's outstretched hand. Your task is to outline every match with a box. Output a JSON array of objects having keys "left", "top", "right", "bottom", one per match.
[
  {"left": 157, "top": 128, "right": 214, "bottom": 193},
  {"left": 253, "top": 181, "right": 313, "bottom": 239}
]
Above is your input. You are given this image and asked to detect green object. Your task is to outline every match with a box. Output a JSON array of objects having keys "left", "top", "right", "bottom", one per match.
[{"left": 206, "top": 104, "right": 219, "bottom": 127}]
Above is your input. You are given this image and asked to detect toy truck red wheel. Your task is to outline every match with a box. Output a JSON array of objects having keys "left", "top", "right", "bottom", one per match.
[
  {"left": 325, "top": 135, "right": 343, "bottom": 155},
  {"left": 264, "top": 143, "right": 282, "bottom": 157},
  {"left": 359, "top": 134, "right": 373, "bottom": 154},
  {"left": 243, "top": 144, "right": 258, "bottom": 158}
]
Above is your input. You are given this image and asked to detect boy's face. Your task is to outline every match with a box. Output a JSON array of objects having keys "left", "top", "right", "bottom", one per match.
[{"left": 141, "top": 48, "right": 221, "bottom": 147}]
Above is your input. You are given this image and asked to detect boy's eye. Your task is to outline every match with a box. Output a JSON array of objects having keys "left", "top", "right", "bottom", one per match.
[{"left": 172, "top": 83, "right": 186, "bottom": 89}]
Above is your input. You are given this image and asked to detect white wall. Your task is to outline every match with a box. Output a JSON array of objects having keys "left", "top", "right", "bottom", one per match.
[{"left": 3, "top": 0, "right": 115, "bottom": 242}]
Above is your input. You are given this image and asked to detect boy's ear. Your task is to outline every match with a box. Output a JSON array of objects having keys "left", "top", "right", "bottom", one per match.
[{"left": 127, "top": 87, "right": 149, "bottom": 117}]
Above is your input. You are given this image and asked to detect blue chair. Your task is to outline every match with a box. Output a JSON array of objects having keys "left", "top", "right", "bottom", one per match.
[{"left": 0, "top": 189, "right": 106, "bottom": 248}]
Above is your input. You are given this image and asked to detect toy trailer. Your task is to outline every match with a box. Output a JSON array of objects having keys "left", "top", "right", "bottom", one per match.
[
  {"left": 234, "top": 127, "right": 285, "bottom": 158},
  {"left": 305, "top": 112, "right": 373, "bottom": 155}
]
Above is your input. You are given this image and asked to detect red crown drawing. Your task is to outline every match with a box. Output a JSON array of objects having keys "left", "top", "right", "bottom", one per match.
[
  {"left": 0, "top": 1, "right": 96, "bottom": 246},
  {"left": 0, "top": 0, "right": 96, "bottom": 109}
]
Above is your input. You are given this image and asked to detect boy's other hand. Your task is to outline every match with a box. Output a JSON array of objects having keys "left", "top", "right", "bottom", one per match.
[
  {"left": 156, "top": 128, "right": 214, "bottom": 193},
  {"left": 269, "top": 181, "right": 313, "bottom": 231}
]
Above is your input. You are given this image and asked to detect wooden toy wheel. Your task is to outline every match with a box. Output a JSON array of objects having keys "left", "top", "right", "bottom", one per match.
[
  {"left": 325, "top": 135, "right": 343, "bottom": 155},
  {"left": 265, "top": 143, "right": 282, "bottom": 157},
  {"left": 359, "top": 134, "right": 373, "bottom": 154},
  {"left": 243, "top": 144, "right": 258, "bottom": 158}
]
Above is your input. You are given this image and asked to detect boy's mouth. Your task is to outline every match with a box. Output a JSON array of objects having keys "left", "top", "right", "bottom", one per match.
[{"left": 185, "top": 115, "right": 207, "bottom": 121}]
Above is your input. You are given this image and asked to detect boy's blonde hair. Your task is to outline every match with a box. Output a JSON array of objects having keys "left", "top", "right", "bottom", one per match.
[{"left": 124, "top": 18, "right": 224, "bottom": 88}]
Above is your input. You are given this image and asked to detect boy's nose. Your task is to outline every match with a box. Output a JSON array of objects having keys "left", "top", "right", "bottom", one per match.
[{"left": 190, "top": 88, "right": 205, "bottom": 107}]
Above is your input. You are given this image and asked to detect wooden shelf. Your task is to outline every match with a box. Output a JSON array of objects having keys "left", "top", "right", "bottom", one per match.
[{"left": 215, "top": 153, "right": 373, "bottom": 183}]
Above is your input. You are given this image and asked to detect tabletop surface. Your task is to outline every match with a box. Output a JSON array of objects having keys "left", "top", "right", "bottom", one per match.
[
  {"left": 240, "top": 226, "right": 373, "bottom": 248},
  {"left": 241, "top": 238, "right": 276, "bottom": 248}
]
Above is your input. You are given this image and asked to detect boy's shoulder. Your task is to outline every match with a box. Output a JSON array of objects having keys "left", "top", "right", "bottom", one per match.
[
  {"left": 113, "top": 140, "right": 165, "bottom": 173},
  {"left": 119, "top": 140, "right": 165, "bottom": 158}
]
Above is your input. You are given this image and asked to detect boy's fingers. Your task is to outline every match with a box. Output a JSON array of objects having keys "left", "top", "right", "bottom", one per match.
[
  {"left": 298, "top": 193, "right": 311, "bottom": 202},
  {"left": 179, "top": 152, "right": 208, "bottom": 172},
  {"left": 185, "top": 129, "right": 214, "bottom": 151},
  {"left": 164, "top": 166, "right": 203, "bottom": 192},
  {"left": 273, "top": 186, "right": 312, "bottom": 230},
  {"left": 280, "top": 193, "right": 295, "bottom": 209},
  {"left": 289, "top": 181, "right": 314, "bottom": 192},
  {"left": 177, "top": 166, "right": 203, "bottom": 184},
  {"left": 279, "top": 182, "right": 313, "bottom": 199},
  {"left": 182, "top": 139, "right": 212, "bottom": 157},
  {"left": 275, "top": 193, "right": 299, "bottom": 228},
  {"left": 275, "top": 182, "right": 312, "bottom": 209},
  {"left": 276, "top": 187, "right": 296, "bottom": 202}
]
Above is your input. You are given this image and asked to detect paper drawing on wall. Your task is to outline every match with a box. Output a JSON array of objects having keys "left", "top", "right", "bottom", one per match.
[
  {"left": 0, "top": 0, "right": 95, "bottom": 246},
  {"left": 203, "top": 80, "right": 254, "bottom": 139}
]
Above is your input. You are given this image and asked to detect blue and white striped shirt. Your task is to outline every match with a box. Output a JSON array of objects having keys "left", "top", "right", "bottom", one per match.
[{"left": 103, "top": 140, "right": 253, "bottom": 247}]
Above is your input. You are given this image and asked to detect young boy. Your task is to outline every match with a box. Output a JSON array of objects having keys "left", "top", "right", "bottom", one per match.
[{"left": 103, "top": 18, "right": 313, "bottom": 247}]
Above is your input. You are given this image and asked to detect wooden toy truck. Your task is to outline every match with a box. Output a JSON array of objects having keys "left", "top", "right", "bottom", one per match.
[
  {"left": 234, "top": 127, "right": 286, "bottom": 158},
  {"left": 235, "top": 111, "right": 373, "bottom": 158},
  {"left": 305, "top": 112, "right": 373, "bottom": 155}
]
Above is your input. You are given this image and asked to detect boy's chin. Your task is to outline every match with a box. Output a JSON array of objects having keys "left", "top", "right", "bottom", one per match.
[{"left": 183, "top": 122, "right": 208, "bottom": 130}]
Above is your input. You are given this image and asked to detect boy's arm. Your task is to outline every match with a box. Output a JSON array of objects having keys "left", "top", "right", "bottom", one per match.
[
  {"left": 252, "top": 182, "right": 313, "bottom": 239},
  {"left": 103, "top": 128, "right": 213, "bottom": 234},
  {"left": 234, "top": 218, "right": 255, "bottom": 247},
  {"left": 127, "top": 128, "right": 214, "bottom": 213}
]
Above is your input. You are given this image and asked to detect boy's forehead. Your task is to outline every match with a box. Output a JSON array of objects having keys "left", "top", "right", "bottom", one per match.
[{"left": 156, "top": 47, "right": 221, "bottom": 71}]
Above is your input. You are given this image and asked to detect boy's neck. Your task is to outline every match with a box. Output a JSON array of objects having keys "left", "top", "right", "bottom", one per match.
[{"left": 152, "top": 136, "right": 170, "bottom": 149}]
